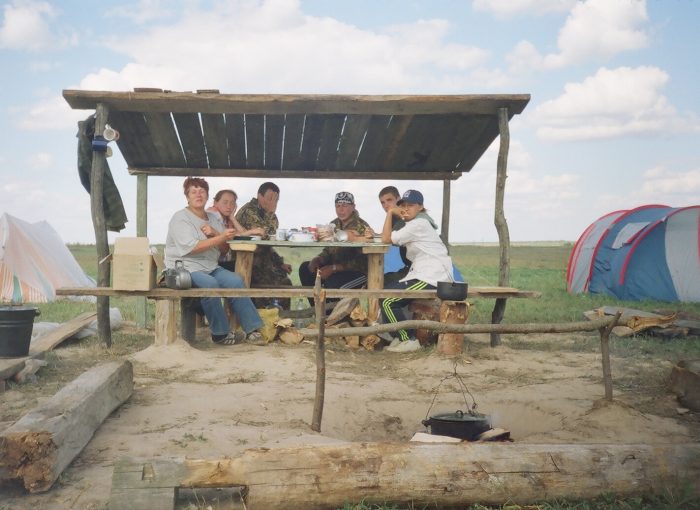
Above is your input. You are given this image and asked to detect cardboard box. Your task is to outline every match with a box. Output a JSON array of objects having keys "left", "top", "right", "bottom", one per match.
[{"left": 112, "top": 237, "right": 160, "bottom": 291}]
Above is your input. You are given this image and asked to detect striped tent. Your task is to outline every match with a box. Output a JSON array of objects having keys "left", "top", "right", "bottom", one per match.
[
  {"left": 567, "top": 205, "right": 700, "bottom": 302},
  {"left": 0, "top": 213, "right": 94, "bottom": 303}
]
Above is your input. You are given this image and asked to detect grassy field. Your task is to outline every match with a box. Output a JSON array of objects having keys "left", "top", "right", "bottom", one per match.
[{"left": 21, "top": 243, "right": 700, "bottom": 510}]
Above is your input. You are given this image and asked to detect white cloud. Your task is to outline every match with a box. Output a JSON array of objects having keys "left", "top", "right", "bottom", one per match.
[
  {"left": 473, "top": 0, "right": 575, "bottom": 17},
  {"left": 0, "top": 0, "right": 76, "bottom": 50},
  {"left": 27, "top": 151, "right": 53, "bottom": 169},
  {"left": 18, "top": 93, "right": 86, "bottom": 130},
  {"left": 105, "top": 0, "right": 177, "bottom": 24},
  {"left": 639, "top": 166, "right": 700, "bottom": 198},
  {"left": 532, "top": 66, "right": 699, "bottom": 141},
  {"left": 507, "top": 0, "right": 649, "bottom": 70}
]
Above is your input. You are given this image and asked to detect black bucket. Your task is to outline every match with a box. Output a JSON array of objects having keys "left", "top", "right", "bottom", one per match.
[{"left": 0, "top": 306, "right": 40, "bottom": 358}]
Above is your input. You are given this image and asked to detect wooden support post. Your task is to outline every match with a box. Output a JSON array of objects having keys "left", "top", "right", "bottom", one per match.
[
  {"left": 135, "top": 174, "right": 148, "bottom": 328},
  {"left": 364, "top": 249, "right": 385, "bottom": 321},
  {"left": 491, "top": 107, "right": 511, "bottom": 347},
  {"left": 109, "top": 443, "right": 700, "bottom": 510},
  {"left": 234, "top": 250, "right": 255, "bottom": 288},
  {"left": 441, "top": 178, "right": 451, "bottom": 250},
  {"left": 91, "top": 103, "right": 112, "bottom": 347},
  {"left": 0, "top": 361, "right": 133, "bottom": 492},
  {"left": 155, "top": 299, "right": 178, "bottom": 346},
  {"left": 311, "top": 271, "right": 326, "bottom": 433},
  {"left": 599, "top": 311, "right": 621, "bottom": 401},
  {"left": 180, "top": 299, "right": 196, "bottom": 342},
  {"left": 437, "top": 301, "right": 467, "bottom": 355}
]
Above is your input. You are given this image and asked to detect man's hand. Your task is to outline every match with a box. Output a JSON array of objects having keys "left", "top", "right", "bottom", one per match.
[
  {"left": 318, "top": 264, "right": 337, "bottom": 280},
  {"left": 281, "top": 263, "right": 292, "bottom": 274},
  {"left": 308, "top": 256, "right": 324, "bottom": 273}
]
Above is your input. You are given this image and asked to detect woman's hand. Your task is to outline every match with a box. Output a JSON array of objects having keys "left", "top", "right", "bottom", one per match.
[{"left": 201, "top": 224, "right": 219, "bottom": 237}]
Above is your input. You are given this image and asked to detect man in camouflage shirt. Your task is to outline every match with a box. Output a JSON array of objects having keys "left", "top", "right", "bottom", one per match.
[
  {"left": 299, "top": 191, "right": 373, "bottom": 295},
  {"left": 235, "top": 182, "right": 292, "bottom": 309}
]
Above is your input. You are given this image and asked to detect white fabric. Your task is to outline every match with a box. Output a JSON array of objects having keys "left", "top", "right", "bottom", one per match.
[
  {"left": 391, "top": 217, "right": 453, "bottom": 286},
  {"left": 665, "top": 207, "right": 700, "bottom": 302},
  {"left": 0, "top": 213, "right": 95, "bottom": 303},
  {"left": 164, "top": 208, "right": 224, "bottom": 273},
  {"left": 611, "top": 222, "right": 649, "bottom": 249}
]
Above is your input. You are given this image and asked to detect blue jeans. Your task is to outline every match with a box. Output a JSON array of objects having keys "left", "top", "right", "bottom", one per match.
[{"left": 190, "top": 267, "right": 263, "bottom": 336}]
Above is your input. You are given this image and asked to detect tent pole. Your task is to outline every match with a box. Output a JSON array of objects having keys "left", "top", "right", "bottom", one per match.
[
  {"left": 91, "top": 103, "right": 112, "bottom": 347},
  {"left": 441, "top": 179, "right": 451, "bottom": 251},
  {"left": 135, "top": 174, "right": 148, "bottom": 328},
  {"left": 490, "top": 107, "right": 511, "bottom": 347}
]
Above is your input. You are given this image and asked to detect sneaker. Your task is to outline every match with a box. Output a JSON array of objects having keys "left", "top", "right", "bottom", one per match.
[
  {"left": 213, "top": 330, "right": 245, "bottom": 345},
  {"left": 388, "top": 338, "right": 402, "bottom": 348},
  {"left": 244, "top": 331, "right": 266, "bottom": 346},
  {"left": 386, "top": 339, "right": 421, "bottom": 353}
]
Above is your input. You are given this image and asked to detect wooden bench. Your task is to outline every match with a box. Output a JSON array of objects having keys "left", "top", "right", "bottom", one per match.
[{"left": 56, "top": 286, "right": 540, "bottom": 346}]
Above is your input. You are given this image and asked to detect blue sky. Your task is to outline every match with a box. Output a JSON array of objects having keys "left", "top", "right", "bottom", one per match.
[{"left": 1, "top": 0, "right": 698, "bottom": 244}]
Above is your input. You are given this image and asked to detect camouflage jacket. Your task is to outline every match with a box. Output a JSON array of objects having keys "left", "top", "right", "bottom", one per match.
[
  {"left": 235, "top": 198, "right": 284, "bottom": 268},
  {"left": 317, "top": 210, "right": 371, "bottom": 273}
]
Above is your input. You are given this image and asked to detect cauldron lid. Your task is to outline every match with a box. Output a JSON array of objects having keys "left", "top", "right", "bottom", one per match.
[{"left": 429, "top": 410, "right": 489, "bottom": 423}]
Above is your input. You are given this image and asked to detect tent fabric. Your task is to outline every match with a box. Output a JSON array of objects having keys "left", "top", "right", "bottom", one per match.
[
  {"left": 567, "top": 205, "right": 700, "bottom": 302},
  {"left": 0, "top": 213, "right": 95, "bottom": 303}
]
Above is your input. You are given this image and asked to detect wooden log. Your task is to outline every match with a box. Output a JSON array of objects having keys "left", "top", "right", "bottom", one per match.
[
  {"left": 0, "top": 361, "right": 133, "bottom": 492},
  {"left": 599, "top": 312, "right": 620, "bottom": 401},
  {"left": 155, "top": 299, "right": 178, "bottom": 346},
  {"left": 299, "top": 316, "right": 617, "bottom": 338},
  {"left": 491, "top": 107, "right": 511, "bottom": 348},
  {"left": 437, "top": 301, "right": 467, "bottom": 355},
  {"left": 311, "top": 272, "right": 326, "bottom": 432},
  {"left": 109, "top": 442, "right": 700, "bottom": 510},
  {"left": 409, "top": 299, "right": 440, "bottom": 345},
  {"left": 92, "top": 103, "right": 112, "bottom": 347}
]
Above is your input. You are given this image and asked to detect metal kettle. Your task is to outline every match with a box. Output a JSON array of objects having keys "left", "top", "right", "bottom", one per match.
[{"left": 164, "top": 260, "right": 192, "bottom": 290}]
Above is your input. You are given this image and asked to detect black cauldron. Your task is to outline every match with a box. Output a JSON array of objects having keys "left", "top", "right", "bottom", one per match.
[
  {"left": 422, "top": 410, "right": 490, "bottom": 441},
  {"left": 436, "top": 281, "right": 468, "bottom": 301}
]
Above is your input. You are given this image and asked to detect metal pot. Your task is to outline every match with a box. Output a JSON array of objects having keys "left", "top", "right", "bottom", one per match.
[
  {"left": 422, "top": 410, "right": 490, "bottom": 441},
  {"left": 0, "top": 306, "right": 40, "bottom": 358},
  {"left": 436, "top": 281, "right": 468, "bottom": 301},
  {"left": 164, "top": 260, "right": 192, "bottom": 290}
]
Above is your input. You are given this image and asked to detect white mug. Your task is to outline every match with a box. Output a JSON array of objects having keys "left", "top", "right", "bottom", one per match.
[{"left": 103, "top": 124, "right": 120, "bottom": 142}]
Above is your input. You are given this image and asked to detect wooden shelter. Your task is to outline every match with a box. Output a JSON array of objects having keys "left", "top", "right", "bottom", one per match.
[{"left": 63, "top": 89, "right": 530, "bottom": 345}]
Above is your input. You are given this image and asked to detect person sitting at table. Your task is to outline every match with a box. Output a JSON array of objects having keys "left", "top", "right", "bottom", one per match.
[
  {"left": 207, "top": 189, "right": 265, "bottom": 271},
  {"left": 165, "top": 176, "right": 264, "bottom": 346},
  {"left": 235, "top": 181, "right": 293, "bottom": 309},
  {"left": 379, "top": 189, "right": 454, "bottom": 353},
  {"left": 378, "top": 185, "right": 411, "bottom": 284},
  {"left": 299, "top": 191, "right": 374, "bottom": 295}
]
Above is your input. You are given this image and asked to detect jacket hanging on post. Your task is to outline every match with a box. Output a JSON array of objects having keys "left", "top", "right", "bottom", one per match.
[{"left": 77, "top": 114, "right": 128, "bottom": 232}]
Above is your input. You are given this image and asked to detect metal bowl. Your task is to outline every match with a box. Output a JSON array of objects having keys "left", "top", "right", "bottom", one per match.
[{"left": 436, "top": 281, "right": 468, "bottom": 301}]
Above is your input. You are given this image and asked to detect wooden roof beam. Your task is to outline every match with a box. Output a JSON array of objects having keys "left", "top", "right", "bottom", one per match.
[{"left": 126, "top": 167, "right": 463, "bottom": 180}]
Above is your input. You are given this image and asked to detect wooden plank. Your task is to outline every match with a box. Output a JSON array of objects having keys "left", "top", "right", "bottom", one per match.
[
  {"left": 55, "top": 287, "right": 541, "bottom": 300},
  {"left": 224, "top": 113, "right": 246, "bottom": 168},
  {"left": 0, "top": 361, "right": 133, "bottom": 492},
  {"left": 172, "top": 113, "right": 208, "bottom": 168},
  {"left": 355, "top": 115, "right": 392, "bottom": 171},
  {"left": 245, "top": 114, "right": 264, "bottom": 169},
  {"left": 281, "top": 113, "right": 304, "bottom": 170},
  {"left": 143, "top": 112, "right": 186, "bottom": 167},
  {"left": 334, "top": 114, "right": 371, "bottom": 169},
  {"left": 264, "top": 114, "right": 284, "bottom": 170},
  {"left": 64, "top": 90, "right": 531, "bottom": 116},
  {"left": 109, "top": 443, "right": 700, "bottom": 510},
  {"left": 109, "top": 110, "right": 158, "bottom": 167},
  {"left": 377, "top": 115, "right": 413, "bottom": 170},
  {"left": 201, "top": 113, "right": 229, "bottom": 168},
  {"left": 456, "top": 115, "right": 502, "bottom": 172},
  {"left": 298, "top": 114, "right": 324, "bottom": 170},
  {"left": 128, "top": 166, "right": 461, "bottom": 180},
  {"left": 390, "top": 114, "right": 443, "bottom": 171},
  {"left": 155, "top": 299, "right": 178, "bottom": 346},
  {"left": 314, "top": 114, "right": 345, "bottom": 171},
  {"left": 0, "top": 312, "right": 97, "bottom": 381},
  {"left": 420, "top": 114, "right": 476, "bottom": 171}
]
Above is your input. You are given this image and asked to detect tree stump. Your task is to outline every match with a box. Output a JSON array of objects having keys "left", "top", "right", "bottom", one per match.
[
  {"left": 437, "top": 301, "right": 468, "bottom": 355},
  {"left": 409, "top": 299, "right": 441, "bottom": 345}
]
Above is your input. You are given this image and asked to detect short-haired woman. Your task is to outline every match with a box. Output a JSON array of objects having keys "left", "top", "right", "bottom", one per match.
[
  {"left": 165, "top": 177, "right": 263, "bottom": 345},
  {"left": 380, "top": 190, "right": 454, "bottom": 353}
]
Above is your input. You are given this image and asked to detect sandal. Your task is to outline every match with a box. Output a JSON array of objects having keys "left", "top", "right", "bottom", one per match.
[{"left": 213, "top": 330, "right": 245, "bottom": 345}]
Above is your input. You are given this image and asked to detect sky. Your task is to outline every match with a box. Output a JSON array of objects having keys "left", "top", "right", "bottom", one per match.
[{"left": 1, "top": 0, "right": 699, "bottom": 244}]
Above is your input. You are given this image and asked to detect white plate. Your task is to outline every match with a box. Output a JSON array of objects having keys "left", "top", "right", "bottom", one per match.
[{"left": 289, "top": 233, "right": 315, "bottom": 242}]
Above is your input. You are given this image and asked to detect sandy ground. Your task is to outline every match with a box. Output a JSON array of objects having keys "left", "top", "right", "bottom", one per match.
[{"left": 1, "top": 328, "right": 699, "bottom": 509}]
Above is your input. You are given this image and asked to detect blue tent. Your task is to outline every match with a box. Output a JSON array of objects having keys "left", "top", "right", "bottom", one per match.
[{"left": 567, "top": 205, "right": 700, "bottom": 302}]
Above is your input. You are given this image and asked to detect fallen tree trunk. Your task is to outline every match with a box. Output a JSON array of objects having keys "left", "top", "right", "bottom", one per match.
[
  {"left": 0, "top": 360, "right": 133, "bottom": 492},
  {"left": 300, "top": 316, "right": 616, "bottom": 338},
  {"left": 110, "top": 442, "right": 700, "bottom": 510}
]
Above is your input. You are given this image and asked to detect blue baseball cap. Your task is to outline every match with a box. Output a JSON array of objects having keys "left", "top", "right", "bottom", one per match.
[{"left": 397, "top": 189, "right": 423, "bottom": 206}]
